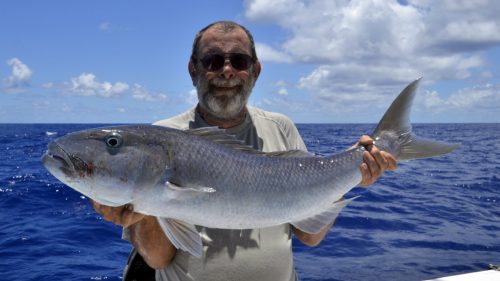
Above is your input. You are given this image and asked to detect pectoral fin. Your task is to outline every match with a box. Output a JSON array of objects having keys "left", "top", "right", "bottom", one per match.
[
  {"left": 157, "top": 218, "right": 203, "bottom": 257},
  {"left": 291, "top": 196, "right": 359, "bottom": 234},
  {"left": 166, "top": 181, "right": 216, "bottom": 193},
  {"left": 165, "top": 181, "right": 216, "bottom": 201}
]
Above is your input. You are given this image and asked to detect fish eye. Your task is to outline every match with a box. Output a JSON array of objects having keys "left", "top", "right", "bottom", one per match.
[{"left": 105, "top": 132, "right": 123, "bottom": 148}]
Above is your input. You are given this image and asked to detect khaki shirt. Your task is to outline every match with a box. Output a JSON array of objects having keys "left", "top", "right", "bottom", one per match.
[{"left": 152, "top": 106, "right": 306, "bottom": 281}]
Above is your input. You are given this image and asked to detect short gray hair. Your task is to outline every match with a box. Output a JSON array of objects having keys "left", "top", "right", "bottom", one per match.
[{"left": 190, "top": 21, "right": 258, "bottom": 62}]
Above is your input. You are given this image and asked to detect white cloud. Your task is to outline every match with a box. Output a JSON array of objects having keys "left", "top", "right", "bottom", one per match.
[
  {"left": 278, "top": 88, "right": 289, "bottom": 96},
  {"left": 421, "top": 84, "right": 500, "bottom": 111},
  {"left": 186, "top": 88, "right": 198, "bottom": 105},
  {"left": 98, "top": 21, "right": 128, "bottom": 33},
  {"left": 99, "top": 22, "right": 112, "bottom": 31},
  {"left": 32, "top": 101, "right": 50, "bottom": 110},
  {"left": 64, "top": 73, "right": 129, "bottom": 97},
  {"left": 260, "top": 95, "right": 311, "bottom": 113},
  {"left": 4, "top": 58, "right": 32, "bottom": 90},
  {"left": 255, "top": 43, "right": 292, "bottom": 63},
  {"left": 298, "top": 64, "right": 420, "bottom": 111},
  {"left": 131, "top": 83, "right": 167, "bottom": 101},
  {"left": 62, "top": 104, "right": 72, "bottom": 112},
  {"left": 245, "top": 0, "right": 500, "bottom": 112},
  {"left": 48, "top": 74, "right": 168, "bottom": 102},
  {"left": 275, "top": 80, "right": 287, "bottom": 88},
  {"left": 41, "top": 82, "right": 54, "bottom": 88},
  {"left": 245, "top": 0, "right": 304, "bottom": 23},
  {"left": 275, "top": 80, "right": 289, "bottom": 96}
]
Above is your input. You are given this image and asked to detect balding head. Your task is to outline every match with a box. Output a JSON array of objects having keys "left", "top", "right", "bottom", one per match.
[{"left": 190, "top": 21, "right": 257, "bottom": 62}]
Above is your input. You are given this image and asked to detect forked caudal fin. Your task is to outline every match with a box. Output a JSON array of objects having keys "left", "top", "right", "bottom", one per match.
[{"left": 371, "top": 78, "right": 459, "bottom": 160}]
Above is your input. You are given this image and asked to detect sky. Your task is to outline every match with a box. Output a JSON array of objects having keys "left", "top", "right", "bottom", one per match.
[{"left": 1, "top": 0, "right": 500, "bottom": 123}]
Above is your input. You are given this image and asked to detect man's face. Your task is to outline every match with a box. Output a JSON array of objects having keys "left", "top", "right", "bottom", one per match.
[{"left": 191, "top": 26, "right": 260, "bottom": 120}]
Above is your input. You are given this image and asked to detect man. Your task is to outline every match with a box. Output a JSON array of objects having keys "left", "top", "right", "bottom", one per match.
[{"left": 92, "top": 21, "right": 396, "bottom": 281}]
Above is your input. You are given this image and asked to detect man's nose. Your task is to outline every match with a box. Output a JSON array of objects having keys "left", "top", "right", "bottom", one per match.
[{"left": 218, "top": 59, "right": 235, "bottom": 79}]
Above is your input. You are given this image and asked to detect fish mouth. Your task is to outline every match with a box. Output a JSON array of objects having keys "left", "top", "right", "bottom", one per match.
[{"left": 42, "top": 142, "right": 76, "bottom": 177}]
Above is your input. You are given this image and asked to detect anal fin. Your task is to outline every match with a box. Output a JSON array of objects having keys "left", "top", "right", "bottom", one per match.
[
  {"left": 291, "top": 196, "right": 359, "bottom": 234},
  {"left": 157, "top": 218, "right": 203, "bottom": 257}
]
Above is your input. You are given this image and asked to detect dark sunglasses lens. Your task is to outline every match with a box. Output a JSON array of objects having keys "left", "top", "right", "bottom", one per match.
[
  {"left": 200, "top": 53, "right": 253, "bottom": 71},
  {"left": 230, "top": 54, "right": 252, "bottom": 70},
  {"left": 201, "top": 54, "right": 225, "bottom": 71}
]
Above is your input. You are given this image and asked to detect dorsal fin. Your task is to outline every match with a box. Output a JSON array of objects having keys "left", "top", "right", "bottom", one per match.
[
  {"left": 266, "top": 150, "right": 315, "bottom": 158},
  {"left": 185, "top": 127, "right": 263, "bottom": 154},
  {"left": 185, "top": 127, "right": 315, "bottom": 158}
]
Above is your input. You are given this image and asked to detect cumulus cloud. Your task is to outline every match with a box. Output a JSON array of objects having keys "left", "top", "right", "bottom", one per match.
[
  {"left": 261, "top": 95, "right": 312, "bottom": 113},
  {"left": 186, "top": 88, "right": 198, "bottom": 105},
  {"left": 47, "top": 73, "right": 167, "bottom": 102},
  {"left": 62, "top": 104, "right": 72, "bottom": 112},
  {"left": 99, "top": 22, "right": 112, "bottom": 31},
  {"left": 275, "top": 80, "right": 289, "bottom": 96},
  {"left": 3, "top": 58, "right": 32, "bottom": 91},
  {"left": 98, "top": 21, "right": 128, "bottom": 33},
  {"left": 41, "top": 82, "right": 54, "bottom": 89},
  {"left": 255, "top": 43, "right": 292, "bottom": 63},
  {"left": 278, "top": 88, "right": 289, "bottom": 96},
  {"left": 63, "top": 73, "right": 129, "bottom": 97},
  {"left": 245, "top": 0, "right": 500, "bottom": 111},
  {"left": 131, "top": 84, "right": 167, "bottom": 101},
  {"left": 421, "top": 83, "right": 500, "bottom": 111}
]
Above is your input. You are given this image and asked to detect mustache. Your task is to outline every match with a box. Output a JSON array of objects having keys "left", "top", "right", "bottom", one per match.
[{"left": 210, "top": 78, "right": 243, "bottom": 87}]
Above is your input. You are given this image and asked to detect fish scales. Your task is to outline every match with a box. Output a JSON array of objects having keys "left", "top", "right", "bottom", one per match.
[{"left": 137, "top": 131, "right": 366, "bottom": 229}]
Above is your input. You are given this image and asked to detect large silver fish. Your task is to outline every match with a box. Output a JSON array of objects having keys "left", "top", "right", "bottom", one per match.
[{"left": 42, "top": 78, "right": 458, "bottom": 256}]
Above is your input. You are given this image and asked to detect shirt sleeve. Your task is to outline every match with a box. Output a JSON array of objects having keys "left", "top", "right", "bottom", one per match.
[
  {"left": 287, "top": 124, "right": 307, "bottom": 151},
  {"left": 273, "top": 113, "right": 307, "bottom": 151}
]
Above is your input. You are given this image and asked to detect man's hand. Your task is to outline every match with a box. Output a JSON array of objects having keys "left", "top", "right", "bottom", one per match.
[
  {"left": 355, "top": 135, "right": 397, "bottom": 187},
  {"left": 91, "top": 200, "right": 145, "bottom": 228},
  {"left": 91, "top": 200, "right": 176, "bottom": 268}
]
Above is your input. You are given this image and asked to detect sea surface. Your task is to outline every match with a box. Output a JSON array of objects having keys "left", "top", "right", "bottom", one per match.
[{"left": 0, "top": 123, "right": 499, "bottom": 281}]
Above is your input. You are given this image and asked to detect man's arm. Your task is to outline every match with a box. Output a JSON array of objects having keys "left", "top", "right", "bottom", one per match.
[
  {"left": 292, "top": 135, "right": 397, "bottom": 247},
  {"left": 292, "top": 223, "right": 333, "bottom": 247},
  {"left": 91, "top": 201, "right": 176, "bottom": 269}
]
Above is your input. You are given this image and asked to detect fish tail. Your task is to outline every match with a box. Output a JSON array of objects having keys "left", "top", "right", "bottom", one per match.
[{"left": 371, "top": 78, "right": 459, "bottom": 160}]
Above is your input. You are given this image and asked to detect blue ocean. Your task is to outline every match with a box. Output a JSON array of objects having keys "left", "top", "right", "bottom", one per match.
[{"left": 1, "top": 123, "right": 499, "bottom": 281}]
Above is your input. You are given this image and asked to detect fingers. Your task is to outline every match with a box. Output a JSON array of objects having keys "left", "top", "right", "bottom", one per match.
[
  {"left": 359, "top": 151, "right": 379, "bottom": 187},
  {"left": 359, "top": 163, "right": 371, "bottom": 187},
  {"left": 90, "top": 200, "right": 145, "bottom": 228},
  {"left": 357, "top": 135, "right": 398, "bottom": 187},
  {"left": 381, "top": 151, "right": 397, "bottom": 171},
  {"left": 366, "top": 146, "right": 387, "bottom": 174}
]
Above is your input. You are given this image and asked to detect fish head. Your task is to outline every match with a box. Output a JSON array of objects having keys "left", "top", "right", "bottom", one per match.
[{"left": 42, "top": 126, "right": 170, "bottom": 207}]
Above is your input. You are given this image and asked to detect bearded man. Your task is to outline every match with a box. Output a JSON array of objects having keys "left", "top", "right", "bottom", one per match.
[{"left": 92, "top": 21, "right": 396, "bottom": 281}]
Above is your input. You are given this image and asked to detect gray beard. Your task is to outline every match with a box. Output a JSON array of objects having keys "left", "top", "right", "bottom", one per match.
[{"left": 196, "top": 74, "right": 255, "bottom": 120}]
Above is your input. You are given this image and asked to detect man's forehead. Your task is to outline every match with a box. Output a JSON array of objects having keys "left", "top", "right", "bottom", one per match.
[{"left": 198, "top": 25, "right": 251, "bottom": 54}]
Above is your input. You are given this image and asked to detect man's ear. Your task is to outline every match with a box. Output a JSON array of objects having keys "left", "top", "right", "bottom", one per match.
[
  {"left": 253, "top": 60, "right": 261, "bottom": 80},
  {"left": 188, "top": 60, "right": 196, "bottom": 85}
]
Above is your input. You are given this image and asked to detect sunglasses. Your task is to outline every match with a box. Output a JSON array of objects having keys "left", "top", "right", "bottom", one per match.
[{"left": 198, "top": 53, "right": 255, "bottom": 72}]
